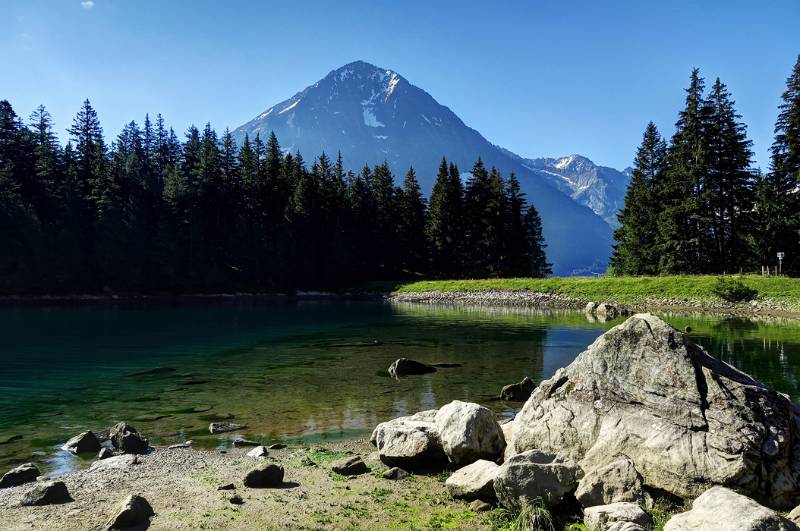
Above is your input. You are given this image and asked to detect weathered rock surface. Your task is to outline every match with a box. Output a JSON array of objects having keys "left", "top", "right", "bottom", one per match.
[
  {"left": 243, "top": 464, "right": 284, "bottom": 488},
  {"left": 575, "top": 457, "right": 644, "bottom": 507},
  {"left": 0, "top": 462, "right": 40, "bottom": 489},
  {"left": 584, "top": 502, "right": 650, "bottom": 531},
  {"left": 20, "top": 480, "right": 70, "bottom": 506},
  {"left": 107, "top": 494, "right": 154, "bottom": 529},
  {"left": 383, "top": 467, "right": 409, "bottom": 480},
  {"left": 97, "top": 447, "right": 115, "bottom": 460},
  {"left": 388, "top": 358, "right": 437, "bottom": 378},
  {"left": 64, "top": 430, "right": 101, "bottom": 455},
  {"left": 500, "top": 420, "right": 516, "bottom": 462},
  {"left": 493, "top": 449, "right": 582, "bottom": 508},
  {"left": 510, "top": 313, "right": 800, "bottom": 508},
  {"left": 90, "top": 453, "right": 138, "bottom": 472},
  {"left": 594, "top": 302, "right": 625, "bottom": 319},
  {"left": 331, "top": 456, "right": 369, "bottom": 476},
  {"left": 664, "top": 486, "right": 797, "bottom": 531},
  {"left": 790, "top": 504, "right": 800, "bottom": 525},
  {"left": 606, "top": 523, "right": 646, "bottom": 531},
  {"left": 246, "top": 446, "right": 269, "bottom": 458},
  {"left": 444, "top": 459, "right": 498, "bottom": 500},
  {"left": 470, "top": 499, "right": 493, "bottom": 512},
  {"left": 209, "top": 422, "right": 247, "bottom": 434},
  {"left": 370, "top": 411, "right": 447, "bottom": 471},
  {"left": 434, "top": 401, "right": 505, "bottom": 466},
  {"left": 500, "top": 377, "right": 536, "bottom": 402},
  {"left": 110, "top": 422, "right": 149, "bottom": 454}
]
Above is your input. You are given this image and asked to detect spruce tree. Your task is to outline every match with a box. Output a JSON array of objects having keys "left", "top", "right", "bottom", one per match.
[
  {"left": 426, "top": 158, "right": 464, "bottom": 278},
  {"left": 524, "top": 205, "right": 551, "bottom": 277},
  {"left": 503, "top": 172, "right": 533, "bottom": 276},
  {"left": 397, "top": 167, "right": 427, "bottom": 275}
]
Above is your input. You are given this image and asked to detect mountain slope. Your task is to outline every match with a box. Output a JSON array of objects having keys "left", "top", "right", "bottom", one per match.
[{"left": 233, "top": 60, "right": 613, "bottom": 275}]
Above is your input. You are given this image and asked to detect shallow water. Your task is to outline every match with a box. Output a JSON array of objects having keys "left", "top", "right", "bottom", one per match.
[{"left": 2, "top": 300, "right": 800, "bottom": 475}]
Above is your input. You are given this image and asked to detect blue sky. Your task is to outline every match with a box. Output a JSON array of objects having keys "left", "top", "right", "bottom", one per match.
[{"left": 2, "top": 0, "right": 798, "bottom": 170}]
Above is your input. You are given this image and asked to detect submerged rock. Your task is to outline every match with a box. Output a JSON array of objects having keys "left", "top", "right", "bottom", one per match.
[
  {"left": 510, "top": 313, "right": 800, "bottom": 509},
  {"left": 331, "top": 456, "right": 369, "bottom": 476},
  {"left": 209, "top": 422, "right": 247, "bottom": 434},
  {"left": 233, "top": 438, "right": 261, "bottom": 447},
  {"left": 110, "top": 422, "right": 149, "bottom": 454},
  {"left": 493, "top": 449, "right": 582, "bottom": 508},
  {"left": 387, "top": 358, "right": 437, "bottom": 378},
  {"left": 434, "top": 401, "right": 505, "bottom": 466},
  {"left": 445, "top": 459, "right": 498, "bottom": 501},
  {"left": 243, "top": 464, "right": 284, "bottom": 488},
  {"left": 0, "top": 462, "right": 40, "bottom": 489},
  {"left": 107, "top": 494, "right": 155, "bottom": 530},
  {"left": 499, "top": 376, "right": 536, "bottom": 402},
  {"left": 664, "top": 486, "right": 797, "bottom": 531},
  {"left": 64, "top": 430, "right": 101, "bottom": 455},
  {"left": 20, "top": 480, "right": 70, "bottom": 506}
]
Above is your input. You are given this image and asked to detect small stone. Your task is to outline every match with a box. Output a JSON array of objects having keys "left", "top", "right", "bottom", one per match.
[
  {"left": 217, "top": 483, "right": 236, "bottom": 491},
  {"left": 209, "top": 422, "right": 247, "bottom": 434},
  {"left": 246, "top": 446, "right": 269, "bottom": 458},
  {"left": 64, "top": 431, "right": 101, "bottom": 455},
  {"left": 331, "top": 456, "right": 369, "bottom": 476},
  {"left": 229, "top": 494, "right": 244, "bottom": 505},
  {"left": 168, "top": 440, "right": 192, "bottom": 449},
  {"left": 469, "top": 499, "right": 492, "bottom": 512},
  {"left": 107, "top": 494, "right": 155, "bottom": 529},
  {"left": 20, "top": 480, "right": 71, "bottom": 506},
  {"left": 97, "top": 447, "right": 115, "bottom": 460},
  {"left": 383, "top": 467, "right": 410, "bottom": 480},
  {"left": 233, "top": 438, "right": 261, "bottom": 447},
  {"left": 268, "top": 443, "right": 287, "bottom": 450},
  {"left": 0, "top": 462, "right": 40, "bottom": 489},
  {"left": 243, "top": 464, "right": 284, "bottom": 488}
]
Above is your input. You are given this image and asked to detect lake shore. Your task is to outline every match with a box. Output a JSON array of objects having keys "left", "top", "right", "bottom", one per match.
[{"left": 0, "top": 439, "right": 501, "bottom": 530}]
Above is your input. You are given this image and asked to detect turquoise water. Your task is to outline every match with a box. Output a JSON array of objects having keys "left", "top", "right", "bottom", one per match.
[{"left": 2, "top": 300, "right": 800, "bottom": 475}]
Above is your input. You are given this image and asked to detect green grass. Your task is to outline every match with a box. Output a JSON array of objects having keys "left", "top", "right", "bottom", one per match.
[{"left": 394, "top": 275, "right": 800, "bottom": 308}]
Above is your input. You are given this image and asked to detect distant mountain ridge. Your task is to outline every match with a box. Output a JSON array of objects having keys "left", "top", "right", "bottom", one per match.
[{"left": 233, "top": 60, "right": 618, "bottom": 275}]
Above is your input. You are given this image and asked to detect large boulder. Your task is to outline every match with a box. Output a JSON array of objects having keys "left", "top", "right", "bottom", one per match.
[
  {"left": 664, "top": 486, "right": 797, "bottom": 531},
  {"left": 107, "top": 494, "right": 155, "bottom": 530},
  {"left": 433, "top": 401, "right": 505, "bottom": 466},
  {"left": 20, "top": 480, "right": 71, "bottom": 506},
  {"left": 575, "top": 457, "right": 645, "bottom": 507},
  {"left": 584, "top": 502, "right": 650, "bottom": 531},
  {"left": 110, "top": 422, "right": 149, "bottom": 454},
  {"left": 510, "top": 314, "right": 800, "bottom": 509},
  {"left": 500, "top": 377, "right": 536, "bottom": 402},
  {"left": 493, "top": 449, "right": 582, "bottom": 508},
  {"left": 0, "top": 462, "right": 40, "bottom": 489},
  {"left": 371, "top": 410, "right": 447, "bottom": 471},
  {"left": 64, "top": 431, "right": 101, "bottom": 455},
  {"left": 388, "top": 358, "right": 437, "bottom": 378},
  {"left": 445, "top": 459, "right": 499, "bottom": 500}
]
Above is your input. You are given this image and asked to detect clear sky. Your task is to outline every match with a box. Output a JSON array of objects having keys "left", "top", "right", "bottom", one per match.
[{"left": 2, "top": 0, "right": 798, "bottom": 170}]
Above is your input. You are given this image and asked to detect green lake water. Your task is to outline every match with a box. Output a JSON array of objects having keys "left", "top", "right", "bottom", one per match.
[{"left": 2, "top": 300, "right": 800, "bottom": 476}]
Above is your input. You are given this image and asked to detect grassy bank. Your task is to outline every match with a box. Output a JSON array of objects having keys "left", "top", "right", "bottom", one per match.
[{"left": 393, "top": 275, "right": 800, "bottom": 309}]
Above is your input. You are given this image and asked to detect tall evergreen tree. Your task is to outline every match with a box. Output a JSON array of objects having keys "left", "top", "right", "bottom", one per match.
[
  {"left": 524, "top": 205, "right": 551, "bottom": 277},
  {"left": 426, "top": 158, "right": 463, "bottom": 278},
  {"left": 396, "top": 167, "right": 427, "bottom": 275}
]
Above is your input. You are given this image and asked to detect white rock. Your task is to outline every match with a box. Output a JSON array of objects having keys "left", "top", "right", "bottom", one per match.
[
  {"left": 434, "top": 400, "right": 505, "bottom": 466},
  {"left": 445, "top": 459, "right": 499, "bottom": 500},
  {"left": 584, "top": 502, "right": 650, "bottom": 531}
]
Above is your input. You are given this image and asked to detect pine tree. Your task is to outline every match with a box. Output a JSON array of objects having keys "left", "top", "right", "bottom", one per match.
[
  {"left": 524, "top": 205, "right": 551, "bottom": 277},
  {"left": 503, "top": 173, "right": 532, "bottom": 276},
  {"left": 426, "top": 158, "right": 464, "bottom": 277},
  {"left": 464, "top": 159, "right": 507, "bottom": 277},
  {"left": 611, "top": 122, "right": 667, "bottom": 275},
  {"left": 396, "top": 167, "right": 427, "bottom": 275}
]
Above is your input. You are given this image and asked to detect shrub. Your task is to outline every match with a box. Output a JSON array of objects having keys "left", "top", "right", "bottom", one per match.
[
  {"left": 711, "top": 277, "right": 758, "bottom": 303},
  {"left": 507, "top": 499, "right": 556, "bottom": 531}
]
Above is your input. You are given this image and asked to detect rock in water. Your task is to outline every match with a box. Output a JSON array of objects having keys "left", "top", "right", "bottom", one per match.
[
  {"left": 445, "top": 459, "right": 499, "bottom": 500},
  {"left": 209, "top": 422, "right": 247, "bottom": 434},
  {"left": 434, "top": 401, "right": 505, "bottom": 466},
  {"left": 331, "top": 456, "right": 369, "bottom": 476},
  {"left": 233, "top": 438, "right": 261, "bottom": 447},
  {"left": 370, "top": 410, "right": 447, "bottom": 471},
  {"left": 107, "top": 494, "right": 155, "bottom": 529},
  {"left": 387, "top": 358, "right": 437, "bottom": 378},
  {"left": 664, "top": 486, "right": 797, "bottom": 531},
  {"left": 584, "top": 502, "right": 650, "bottom": 531},
  {"left": 510, "top": 313, "right": 800, "bottom": 509},
  {"left": 575, "top": 457, "right": 645, "bottom": 507},
  {"left": 0, "top": 462, "right": 40, "bottom": 488},
  {"left": 243, "top": 464, "right": 284, "bottom": 488},
  {"left": 109, "top": 422, "right": 149, "bottom": 454},
  {"left": 493, "top": 449, "right": 582, "bottom": 508},
  {"left": 20, "top": 480, "right": 70, "bottom": 506},
  {"left": 500, "top": 377, "right": 536, "bottom": 402},
  {"left": 64, "top": 430, "right": 101, "bottom": 455}
]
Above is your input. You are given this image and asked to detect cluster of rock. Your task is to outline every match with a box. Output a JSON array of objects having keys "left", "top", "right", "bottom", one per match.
[
  {"left": 584, "top": 301, "right": 629, "bottom": 321},
  {"left": 371, "top": 313, "right": 800, "bottom": 530},
  {"left": 390, "top": 290, "right": 585, "bottom": 308}
]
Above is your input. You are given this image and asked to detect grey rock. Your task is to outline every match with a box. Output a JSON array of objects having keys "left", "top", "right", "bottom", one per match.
[
  {"left": 500, "top": 377, "right": 536, "bottom": 402},
  {"left": 382, "top": 467, "right": 409, "bottom": 480},
  {"left": 20, "top": 480, "right": 70, "bottom": 506},
  {"left": 790, "top": 504, "right": 800, "bottom": 525},
  {"left": 0, "top": 462, "right": 40, "bottom": 489},
  {"left": 243, "top": 464, "right": 284, "bottom": 488},
  {"left": 500, "top": 420, "right": 516, "bottom": 462},
  {"left": 576, "top": 457, "right": 644, "bottom": 507},
  {"left": 388, "top": 358, "right": 436, "bottom": 378},
  {"left": 371, "top": 412, "right": 447, "bottom": 471},
  {"left": 493, "top": 449, "right": 582, "bottom": 508},
  {"left": 233, "top": 438, "right": 261, "bottom": 447},
  {"left": 268, "top": 443, "right": 287, "bottom": 450},
  {"left": 445, "top": 459, "right": 499, "bottom": 500},
  {"left": 168, "top": 440, "right": 192, "bottom": 450},
  {"left": 109, "top": 422, "right": 149, "bottom": 454},
  {"left": 90, "top": 453, "right": 138, "bottom": 472},
  {"left": 107, "top": 494, "right": 155, "bottom": 529},
  {"left": 470, "top": 499, "right": 493, "bottom": 512},
  {"left": 97, "top": 447, "right": 115, "bottom": 460},
  {"left": 594, "top": 302, "right": 624, "bottom": 319},
  {"left": 606, "top": 523, "right": 646, "bottom": 531},
  {"left": 64, "top": 430, "right": 101, "bottom": 454},
  {"left": 209, "top": 422, "right": 247, "bottom": 434},
  {"left": 331, "top": 455, "right": 369, "bottom": 476},
  {"left": 511, "top": 314, "right": 800, "bottom": 509},
  {"left": 585, "top": 301, "right": 598, "bottom": 314},
  {"left": 217, "top": 483, "right": 236, "bottom": 491},
  {"left": 434, "top": 400, "right": 505, "bottom": 466},
  {"left": 229, "top": 494, "right": 244, "bottom": 505},
  {"left": 664, "top": 486, "right": 797, "bottom": 531},
  {"left": 246, "top": 446, "right": 269, "bottom": 458},
  {"left": 584, "top": 502, "right": 650, "bottom": 531}
]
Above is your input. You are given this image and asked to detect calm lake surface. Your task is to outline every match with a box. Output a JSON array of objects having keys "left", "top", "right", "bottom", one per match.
[{"left": 2, "top": 299, "right": 800, "bottom": 475}]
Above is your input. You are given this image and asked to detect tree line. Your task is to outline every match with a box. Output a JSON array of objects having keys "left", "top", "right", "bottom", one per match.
[
  {"left": 612, "top": 56, "right": 800, "bottom": 276},
  {"left": 0, "top": 100, "right": 550, "bottom": 294}
]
